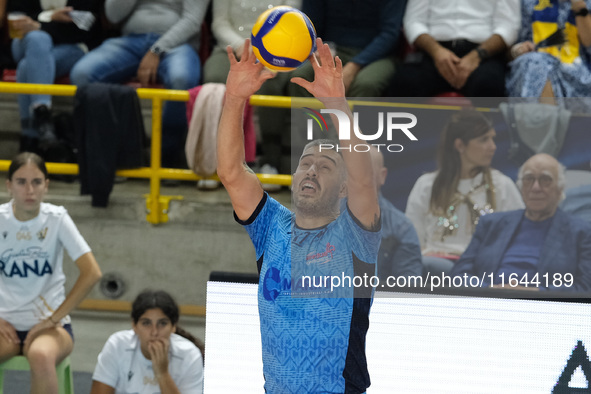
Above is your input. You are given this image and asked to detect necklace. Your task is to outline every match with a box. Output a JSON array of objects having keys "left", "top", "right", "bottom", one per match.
[{"left": 435, "top": 176, "right": 495, "bottom": 241}]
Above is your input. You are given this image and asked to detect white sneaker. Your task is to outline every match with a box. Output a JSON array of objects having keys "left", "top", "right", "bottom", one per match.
[
  {"left": 197, "top": 179, "right": 220, "bottom": 190},
  {"left": 260, "top": 164, "right": 281, "bottom": 192}
]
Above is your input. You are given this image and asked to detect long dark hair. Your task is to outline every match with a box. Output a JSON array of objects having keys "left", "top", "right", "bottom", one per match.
[
  {"left": 132, "top": 290, "right": 205, "bottom": 361},
  {"left": 430, "top": 109, "right": 496, "bottom": 214},
  {"left": 8, "top": 152, "right": 48, "bottom": 181}
]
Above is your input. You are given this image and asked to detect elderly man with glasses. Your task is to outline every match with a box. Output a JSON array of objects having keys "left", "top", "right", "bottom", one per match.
[{"left": 451, "top": 153, "right": 591, "bottom": 292}]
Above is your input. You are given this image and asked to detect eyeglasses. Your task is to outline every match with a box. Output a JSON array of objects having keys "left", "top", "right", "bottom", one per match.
[{"left": 521, "top": 174, "right": 554, "bottom": 188}]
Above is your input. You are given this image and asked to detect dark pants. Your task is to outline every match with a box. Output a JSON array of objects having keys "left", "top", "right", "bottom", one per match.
[{"left": 389, "top": 40, "right": 507, "bottom": 97}]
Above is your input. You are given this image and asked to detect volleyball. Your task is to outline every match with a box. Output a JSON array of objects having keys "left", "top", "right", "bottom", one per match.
[{"left": 251, "top": 6, "right": 317, "bottom": 72}]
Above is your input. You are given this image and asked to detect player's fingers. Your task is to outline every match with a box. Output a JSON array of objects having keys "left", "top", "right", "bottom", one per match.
[
  {"left": 315, "top": 38, "right": 332, "bottom": 67},
  {"left": 308, "top": 52, "right": 320, "bottom": 71},
  {"left": 243, "top": 38, "right": 255, "bottom": 63},
  {"left": 260, "top": 69, "right": 276, "bottom": 82},
  {"left": 226, "top": 45, "right": 237, "bottom": 65},
  {"left": 290, "top": 77, "right": 312, "bottom": 91},
  {"left": 334, "top": 56, "right": 343, "bottom": 74}
]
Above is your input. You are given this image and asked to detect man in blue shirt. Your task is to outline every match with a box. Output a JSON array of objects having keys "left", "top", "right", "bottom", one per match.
[
  {"left": 369, "top": 148, "right": 423, "bottom": 283},
  {"left": 452, "top": 153, "right": 591, "bottom": 292},
  {"left": 216, "top": 38, "right": 381, "bottom": 393}
]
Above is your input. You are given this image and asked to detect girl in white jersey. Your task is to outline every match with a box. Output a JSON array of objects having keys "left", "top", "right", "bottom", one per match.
[
  {"left": 91, "top": 290, "right": 204, "bottom": 394},
  {"left": 0, "top": 152, "right": 102, "bottom": 394}
]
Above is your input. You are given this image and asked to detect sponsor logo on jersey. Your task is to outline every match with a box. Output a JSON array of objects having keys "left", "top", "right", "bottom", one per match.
[
  {"left": 306, "top": 242, "right": 335, "bottom": 265},
  {"left": 0, "top": 259, "right": 53, "bottom": 278},
  {"left": 37, "top": 227, "right": 48, "bottom": 241},
  {"left": 0, "top": 248, "right": 52, "bottom": 278}
]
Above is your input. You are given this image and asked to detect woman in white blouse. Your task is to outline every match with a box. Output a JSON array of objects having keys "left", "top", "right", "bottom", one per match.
[{"left": 406, "top": 109, "right": 525, "bottom": 276}]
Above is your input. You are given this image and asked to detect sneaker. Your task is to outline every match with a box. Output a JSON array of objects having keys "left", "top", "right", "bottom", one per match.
[
  {"left": 197, "top": 179, "right": 220, "bottom": 190},
  {"left": 260, "top": 164, "right": 281, "bottom": 192},
  {"left": 33, "top": 105, "right": 58, "bottom": 150}
]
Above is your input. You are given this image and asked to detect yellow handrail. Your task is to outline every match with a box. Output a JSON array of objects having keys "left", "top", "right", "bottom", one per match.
[
  {"left": 0, "top": 82, "right": 293, "bottom": 224},
  {"left": 0, "top": 81, "right": 488, "bottom": 224}
]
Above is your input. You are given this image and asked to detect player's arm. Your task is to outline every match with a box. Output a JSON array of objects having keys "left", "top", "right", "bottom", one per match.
[
  {"left": 292, "top": 38, "right": 380, "bottom": 230},
  {"left": 54, "top": 252, "right": 102, "bottom": 321},
  {"left": 217, "top": 39, "right": 274, "bottom": 220},
  {"left": 24, "top": 252, "right": 101, "bottom": 349}
]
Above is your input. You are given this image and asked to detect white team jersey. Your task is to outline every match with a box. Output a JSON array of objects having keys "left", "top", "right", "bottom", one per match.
[
  {"left": 0, "top": 201, "right": 91, "bottom": 331},
  {"left": 93, "top": 330, "right": 204, "bottom": 394}
]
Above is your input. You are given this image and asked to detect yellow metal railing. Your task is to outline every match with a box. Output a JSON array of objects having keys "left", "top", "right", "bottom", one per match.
[
  {"left": 0, "top": 82, "right": 293, "bottom": 224},
  {"left": 0, "top": 82, "right": 486, "bottom": 224}
]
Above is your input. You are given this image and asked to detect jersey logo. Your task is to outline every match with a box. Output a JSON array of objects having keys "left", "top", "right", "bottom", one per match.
[
  {"left": 262, "top": 267, "right": 282, "bottom": 301},
  {"left": 306, "top": 242, "right": 336, "bottom": 265},
  {"left": 16, "top": 230, "right": 31, "bottom": 241},
  {"left": 0, "top": 259, "right": 53, "bottom": 278},
  {"left": 2, "top": 231, "right": 6, "bottom": 239},
  {"left": 37, "top": 227, "right": 48, "bottom": 241}
]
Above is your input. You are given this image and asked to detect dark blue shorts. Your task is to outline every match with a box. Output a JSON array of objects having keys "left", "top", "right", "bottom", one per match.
[{"left": 16, "top": 323, "right": 74, "bottom": 348}]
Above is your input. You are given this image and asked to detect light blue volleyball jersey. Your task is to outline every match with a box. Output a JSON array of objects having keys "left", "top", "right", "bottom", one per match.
[{"left": 238, "top": 193, "right": 381, "bottom": 393}]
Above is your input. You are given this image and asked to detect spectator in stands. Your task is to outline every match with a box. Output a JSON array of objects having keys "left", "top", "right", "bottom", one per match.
[
  {"left": 389, "top": 0, "right": 520, "bottom": 97},
  {"left": 257, "top": 0, "right": 406, "bottom": 182},
  {"left": 70, "top": 0, "right": 209, "bottom": 168},
  {"left": 202, "top": 0, "right": 301, "bottom": 84},
  {"left": 0, "top": 0, "right": 17, "bottom": 72},
  {"left": 452, "top": 153, "right": 591, "bottom": 292},
  {"left": 506, "top": 0, "right": 591, "bottom": 102},
  {"left": 7, "top": 0, "right": 102, "bottom": 154},
  {"left": 0, "top": 152, "right": 102, "bottom": 394},
  {"left": 405, "top": 109, "right": 524, "bottom": 277},
  {"left": 91, "top": 289, "right": 204, "bottom": 394},
  {"left": 369, "top": 147, "right": 423, "bottom": 282}
]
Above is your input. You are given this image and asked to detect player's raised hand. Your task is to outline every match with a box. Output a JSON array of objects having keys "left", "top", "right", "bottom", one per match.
[
  {"left": 225, "top": 38, "right": 275, "bottom": 100},
  {"left": 291, "top": 37, "right": 345, "bottom": 100}
]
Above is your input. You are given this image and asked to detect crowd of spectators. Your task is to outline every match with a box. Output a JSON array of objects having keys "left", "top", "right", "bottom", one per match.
[
  {"left": 0, "top": 0, "right": 590, "bottom": 287},
  {"left": 1, "top": 0, "right": 589, "bottom": 169}
]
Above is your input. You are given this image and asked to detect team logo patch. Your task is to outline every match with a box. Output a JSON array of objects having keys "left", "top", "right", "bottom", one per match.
[
  {"left": 2, "top": 231, "right": 6, "bottom": 239},
  {"left": 16, "top": 230, "right": 31, "bottom": 240},
  {"left": 37, "top": 227, "right": 48, "bottom": 241}
]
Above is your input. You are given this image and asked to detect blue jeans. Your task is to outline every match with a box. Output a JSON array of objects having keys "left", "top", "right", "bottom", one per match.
[
  {"left": 70, "top": 33, "right": 201, "bottom": 166},
  {"left": 11, "top": 30, "right": 85, "bottom": 138}
]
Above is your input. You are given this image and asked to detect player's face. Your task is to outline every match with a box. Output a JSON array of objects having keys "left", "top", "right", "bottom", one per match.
[
  {"left": 292, "top": 146, "right": 346, "bottom": 215},
  {"left": 6, "top": 162, "right": 48, "bottom": 219},
  {"left": 133, "top": 308, "right": 176, "bottom": 359}
]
